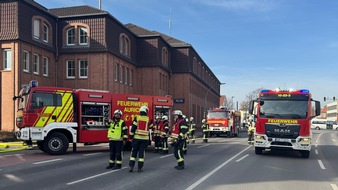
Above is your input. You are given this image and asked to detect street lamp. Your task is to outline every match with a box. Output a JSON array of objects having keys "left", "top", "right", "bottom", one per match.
[{"left": 204, "top": 82, "right": 226, "bottom": 118}]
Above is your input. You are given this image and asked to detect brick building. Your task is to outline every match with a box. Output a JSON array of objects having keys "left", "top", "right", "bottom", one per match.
[{"left": 0, "top": 0, "right": 221, "bottom": 131}]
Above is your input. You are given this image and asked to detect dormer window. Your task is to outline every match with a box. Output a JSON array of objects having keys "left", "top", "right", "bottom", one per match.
[
  {"left": 43, "top": 24, "right": 48, "bottom": 42},
  {"left": 67, "top": 27, "right": 75, "bottom": 45},
  {"left": 119, "top": 34, "right": 131, "bottom": 57},
  {"left": 79, "top": 27, "right": 88, "bottom": 45}
]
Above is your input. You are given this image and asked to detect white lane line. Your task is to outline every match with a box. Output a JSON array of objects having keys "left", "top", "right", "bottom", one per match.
[
  {"left": 67, "top": 167, "right": 127, "bottom": 185},
  {"left": 4, "top": 174, "right": 23, "bottom": 182},
  {"left": 315, "top": 150, "right": 318, "bottom": 155},
  {"left": 83, "top": 152, "right": 103, "bottom": 157},
  {"left": 331, "top": 184, "right": 338, "bottom": 190},
  {"left": 185, "top": 146, "right": 251, "bottom": 190},
  {"left": 218, "top": 139, "right": 228, "bottom": 143},
  {"left": 318, "top": 160, "right": 326, "bottom": 170},
  {"left": 332, "top": 139, "right": 336, "bottom": 142},
  {"left": 235, "top": 154, "right": 249, "bottom": 162},
  {"left": 160, "top": 153, "right": 174, "bottom": 159},
  {"left": 33, "top": 158, "right": 63, "bottom": 165},
  {"left": 197, "top": 144, "right": 210, "bottom": 149},
  {"left": 315, "top": 144, "right": 318, "bottom": 148}
]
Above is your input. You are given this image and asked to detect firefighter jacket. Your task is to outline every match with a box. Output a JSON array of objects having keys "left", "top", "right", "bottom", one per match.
[
  {"left": 247, "top": 125, "right": 255, "bottom": 135},
  {"left": 189, "top": 122, "right": 196, "bottom": 132},
  {"left": 106, "top": 119, "right": 128, "bottom": 141},
  {"left": 153, "top": 121, "right": 162, "bottom": 137},
  {"left": 161, "top": 120, "right": 169, "bottom": 137},
  {"left": 130, "top": 114, "right": 152, "bottom": 140},
  {"left": 202, "top": 122, "right": 209, "bottom": 132},
  {"left": 171, "top": 119, "right": 189, "bottom": 141}
]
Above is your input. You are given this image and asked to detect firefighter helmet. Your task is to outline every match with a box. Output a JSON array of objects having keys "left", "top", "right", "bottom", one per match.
[
  {"left": 202, "top": 119, "right": 206, "bottom": 123},
  {"left": 155, "top": 115, "right": 161, "bottom": 120},
  {"left": 140, "top": 106, "right": 148, "bottom": 113},
  {"left": 182, "top": 115, "right": 186, "bottom": 119},
  {"left": 172, "top": 110, "right": 182, "bottom": 116},
  {"left": 114, "top": 109, "right": 122, "bottom": 116},
  {"left": 162, "top": 115, "right": 168, "bottom": 120},
  {"left": 190, "top": 117, "right": 194, "bottom": 121}
]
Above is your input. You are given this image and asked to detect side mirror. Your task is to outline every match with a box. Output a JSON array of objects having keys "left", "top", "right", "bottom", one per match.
[
  {"left": 249, "top": 101, "right": 254, "bottom": 114},
  {"left": 315, "top": 101, "right": 321, "bottom": 116}
]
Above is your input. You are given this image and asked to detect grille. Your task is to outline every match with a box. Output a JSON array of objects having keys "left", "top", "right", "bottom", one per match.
[{"left": 265, "top": 123, "right": 300, "bottom": 138}]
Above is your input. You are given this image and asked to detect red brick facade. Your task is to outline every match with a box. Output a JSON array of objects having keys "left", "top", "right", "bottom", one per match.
[{"left": 0, "top": 0, "right": 221, "bottom": 131}]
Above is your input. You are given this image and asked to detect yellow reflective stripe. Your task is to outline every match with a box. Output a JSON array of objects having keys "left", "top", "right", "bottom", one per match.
[
  {"left": 56, "top": 92, "right": 72, "bottom": 122},
  {"left": 123, "top": 135, "right": 128, "bottom": 138},
  {"left": 36, "top": 106, "right": 54, "bottom": 127},
  {"left": 135, "top": 130, "right": 148, "bottom": 135},
  {"left": 134, "top": 135, "right": 149, "bottom": 140},
  {"left": 171, "top": 134, "right": 178, "bottom": 138},
  {"left": 130, "top": 156, "right": 136, "bottom": 161},
  {"left": 133, "top": 121, "right": 137, "bottom": 125},
  {"left": 181, "top": 125, "right": 188, "bottom": 129},
  {"left": 116, "top": 160, "right": 122, "bottom": 164},
  {"left": 109, "top": 160, "right": 115, "bottom": 163},
  {"left": 139, "top": 158, "right": 144, "bottom": 162}
]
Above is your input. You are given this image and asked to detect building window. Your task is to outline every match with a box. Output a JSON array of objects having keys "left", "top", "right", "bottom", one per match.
[
  {"left": 120, "top": 65, "right": 123, "bottom": 83},
  {"left": 114, "top": 63, "right": 118, "bottom": 81},
  {"left": 125, "top": 68, "right": 129, "bottom": 85},
  {"left": 79, "top": 60, "right": 88, "bottom": 78},
  {"left": 23, "top": 51, "right": 29, "bottom": 72},
  {"left": 79, "top": 27, "right": 88, "bottom": 45},
  {"left": 43, "top": 57, "right": 48, "bottom": 76},
  {"left": 33, "top": 20, "right": 40, "bottom": 39},
  {"left": 66, "top": 60, "right": 75, "bottom": 79},
  {"left": 33, "top": 54, "right": 39, "bottom": 74},
  {"left": 3, "top": 49, "right": 11, "bottom": 70},
  {"left": 67, "top": 27, "right": 75, "bottom": 45},
  {"left": 129, "top": 69, "right": 133, "bottom": 86},
  {"left": 119, "top": 34, "right": 131, "bottom": 57},
  {"left": 162, "top": 47, "right": 168, "bottom": 65},
  {"left": 43, "top": 24, "right": 48, "bottom": 42}
]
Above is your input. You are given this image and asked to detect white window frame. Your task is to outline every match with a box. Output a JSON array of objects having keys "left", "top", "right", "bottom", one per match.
[
  {"left": 33, "top": 20, "right": 40, "bottom": 39},
  {"left": 125, "top": 68, "right": 128, "bottom": 84},
  {"left": 79, "top": 60, "right": 88, "bottom": 79},
  {"left": 3, "top": 49, "right": 12, "bottom": 70},
  {"left": 33, "top": 54, "right": 39, "bottom": 74},
  {"left": 120, "top": 65, "right": 123, "bottom": 83},
  {"left": 66, "top": 60, "right": 75, "bottom": 79},
  {"left": 43, "top": 24, "right": 48, "bottom": 43},
  {"left": 43, "top": 57, "right": 48, "bottom": 76},
  {"left": 67, "top": 27, "right": 75, "bottom": 46},
  {"left": 79, "top": 27, "right": 88, "bottom": 45},
  {"left": 23, "top": 51, "right": 29, "bottom": 72},
  {"left": 114, "top": 63, "right": 118, "bottom": 82}
]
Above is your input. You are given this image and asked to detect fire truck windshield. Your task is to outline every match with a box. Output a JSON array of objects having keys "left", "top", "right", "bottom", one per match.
[
  {"left": 17, "top": 87, "right": 30, "bottom": 110},
  {"left": 207, "top": 111, "right": 228, "bottom": 119},
  {"left": 259, "top": 100, "right": 308, "bottom": 119}
]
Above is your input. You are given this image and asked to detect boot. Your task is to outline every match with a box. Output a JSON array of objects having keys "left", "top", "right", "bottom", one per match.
[
  {"left": 106, "top": 163, "right": 115, "bottom": 169},
  {"left": 129, "top": 166, "right": 134, "bottom": 172},
  {"left": 112, "top": 164, "right": 121, "bottom": 170},
  {"left": 192, "top": 140, "right": 195, "bottom": 144},
  {"left": 175, "top": 161, "right": 184, "bottom": 170},
  {"left": 138, "top": 168, "right": 143, "bottom": 173}
]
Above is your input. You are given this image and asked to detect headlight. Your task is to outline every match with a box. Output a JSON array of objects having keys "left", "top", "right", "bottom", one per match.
[
  {"left": 299, "top": 138, "right": 311, "bottom": 142},
  {"left": 255, "top": 135, "right": 265, "bottom": 140}
]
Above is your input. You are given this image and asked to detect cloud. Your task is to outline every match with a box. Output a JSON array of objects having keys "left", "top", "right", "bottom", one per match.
[{"left": 196, "top": 0, "right": 281, "bottom": 12}]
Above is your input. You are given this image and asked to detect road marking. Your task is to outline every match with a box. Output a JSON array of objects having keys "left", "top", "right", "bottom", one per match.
[
  {"left": 333, "top": 139, "right": 336, "bottom": 142},
  {"left": 185, "top": 146, "right": 251, "bottom": 190},
  {"left": 315, "top": 144, "right": 318, "bottom": 148},
  {"left": 318, "top": 160, "right": 326, "bottom": 170},
  {"left": 160, "top": 154, "right": 174, "bottom": 158},
  {"left": 218, "top": 139, "right": 228, "bottom": 143},
  {"left": 235, "top": 154, "right": 249, "bottom": 162},
  {"left": 331, "top": 184, "right": 338, "bottom": 190},
  {"left": 33, "top": 158, "right": 63, "bottom": 165},
  {"left": 83, "top": 152, "right": 103, "bottom": 157},
  {"left": 67, "top": 167, "right": 127, "bottom": 185},
  {"left": 315, "top": 150, "right": 318, "bottom": 154},
  {"left": 197, "top": 144, "right": 210, "bottom": 149}
]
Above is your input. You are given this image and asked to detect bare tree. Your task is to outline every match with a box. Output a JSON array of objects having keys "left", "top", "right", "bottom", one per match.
[{"left": 240, "top": 87, "right": 263, "bottom": 111}]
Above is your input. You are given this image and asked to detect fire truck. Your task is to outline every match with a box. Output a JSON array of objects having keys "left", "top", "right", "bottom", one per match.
[
  {"left": 207, "top": 106, "right": 240, "bottom": 137},
  {"left": 14, "top": 81, "right": 172, "bottom": 155},
  {"left": 249, "top": 89, "right": 321, "bottom": 158}
]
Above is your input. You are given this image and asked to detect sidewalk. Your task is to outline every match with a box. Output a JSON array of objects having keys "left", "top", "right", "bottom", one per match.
[{"left": 0, "top": 142, "right": 28, "bottom": 153}]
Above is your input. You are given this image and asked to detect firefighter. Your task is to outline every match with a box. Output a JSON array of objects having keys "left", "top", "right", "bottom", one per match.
[
  {"left": 171, "top": 110, "right": 188, "bottom": 170},
  {"left": 247, "top": 118, "right": 255, "bottom": 145},
  {"left": 182, "top": 115, "right": 188, "bottom": 154},
  {"left": 153, "top": 116, "right": 162, "bottom": 153},
  {"left": 202, "top": 119, "right": 209, "bottom": 143},
  {"left": 161, "top": 115, "right": 170, "bottom": 154},
  {"left": 105, "top": 109, "right": 128, "bottom": 170},
  {"left": 129, "top": 106, "right": 151, "bottom": 173},
  {"left": 189, "top": 117, "right": 196, "bottom": 144}
]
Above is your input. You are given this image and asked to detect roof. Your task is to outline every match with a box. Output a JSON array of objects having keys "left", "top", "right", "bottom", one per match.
[
  {"left": 49, "top": 5, "right": 108, "bottom": 18},
  {"left": 125, "top": 23, "right": 190, "bottom": 47}
]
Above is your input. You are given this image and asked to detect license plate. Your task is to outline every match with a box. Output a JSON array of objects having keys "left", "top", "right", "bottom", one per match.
[
  {"left": 214, "top": 124, "right": 219, "bottom": 127},
  {"left": 275, "top": 138, "right": 289, "bottom": 142}
]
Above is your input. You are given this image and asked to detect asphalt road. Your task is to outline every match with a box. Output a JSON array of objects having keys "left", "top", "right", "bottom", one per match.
[{"left": 1, "top": 130, "right": 338, "bottom": 190}]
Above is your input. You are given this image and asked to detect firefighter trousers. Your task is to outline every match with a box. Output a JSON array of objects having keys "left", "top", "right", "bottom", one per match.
[
  {"left": 162, "top": 137, "right": 169, "bottom": 153},
  {"left": 203, "top": 131, "right": 209, "bottom": 143},
  {"left": 174, "top": 140, "right": 184, "bottom": 166},
  {"left": 109, "top": 140, "right": 123, "bottom": 166},
  {"left": 129, "top": 139, "right": 148, "bottom": 169},
  {"left": 190, "top": 130, "right": 195, "bottom": 142},
  {"left": 154, "top": 136, "right": 162, "bottom": 152}
]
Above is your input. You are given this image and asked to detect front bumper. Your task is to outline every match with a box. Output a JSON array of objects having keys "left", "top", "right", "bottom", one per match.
[
  {"left": 16, "top": 127, "right": 44, "bottom": 141},
  {"left": 254, "top": 134, "right": 311, "bottom": 151},
  {"left": 209, "top": 127, "right": 229, "bottom": 133}
]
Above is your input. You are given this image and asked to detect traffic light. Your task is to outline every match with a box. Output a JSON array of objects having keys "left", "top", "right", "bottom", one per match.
[
  {"left": 334, "top": 97, "right": 336, "bottom": 101},
  {"left": 324, "top": 97, "right": 326, "bottom": 101}
]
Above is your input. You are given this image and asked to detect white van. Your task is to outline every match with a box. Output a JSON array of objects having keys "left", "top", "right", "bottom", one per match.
[{"left": 311, "top": 119, "right": 327, "bottom": 130}]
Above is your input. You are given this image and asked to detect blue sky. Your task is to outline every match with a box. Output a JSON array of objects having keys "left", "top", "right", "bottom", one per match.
[{"left": 36, "top": 0, "right": 338, "bottom": 107}]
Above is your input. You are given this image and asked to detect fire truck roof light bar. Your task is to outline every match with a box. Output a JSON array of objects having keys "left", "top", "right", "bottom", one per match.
[
  {"left": 88, "top": 94, "right": 103, "bottom": 98},
  {"left": 127, "top": 97, "right": 139, "bottom": 101},
  {"left": 157, "top": 99, "right": 168, "bottom": 102}
]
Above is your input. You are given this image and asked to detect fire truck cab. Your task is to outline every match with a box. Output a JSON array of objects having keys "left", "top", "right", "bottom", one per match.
[{"left": 207, "top": 106, "right": 240, "bottom": 137}]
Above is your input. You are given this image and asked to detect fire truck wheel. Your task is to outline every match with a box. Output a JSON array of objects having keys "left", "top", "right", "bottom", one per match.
[
  {"left": 300, "top": 150, "right": 310, "bottom": 158},
  {"left": 43, "top": 132, "right": 69, "bottom": 155},
  {"left": 255, "top": 147, "right": 263, "bottom": 155},
  {"left": 37, "top": 140, "right": 45, "bottom": 152}
]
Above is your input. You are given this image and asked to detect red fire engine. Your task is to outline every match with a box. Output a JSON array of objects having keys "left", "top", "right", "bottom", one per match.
[
  {"left": 207, "top": 106, "right": 240, "bottom": 137},
  {"left": 14, "top": 81, "right": 172, "bottom": 155},
  {"left": 249, "top": 89, "right": 321, "bottom": 158}
]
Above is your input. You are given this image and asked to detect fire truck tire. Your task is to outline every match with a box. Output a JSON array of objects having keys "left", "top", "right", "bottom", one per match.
[
  {"left": 43, "top": 132, "right": 69, "bottom": 155},
  {"left": 37, "top": 140, "right": 45, "bottom": 152},
  {"left": 300, "top": 150, "right": 310, "bottom": 158},
  {"left": 255, "top": 147, "right": 263, "bottom": 155},
  {"left": 228, "top": 129, "right": 233, "bottom": 138}
]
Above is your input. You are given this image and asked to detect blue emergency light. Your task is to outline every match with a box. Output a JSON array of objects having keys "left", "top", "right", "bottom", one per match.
[
  {"left": 299, "top": 89, "right": 309, "bottom": 93},
  {"left": 30, "top": 80, "right": 38, "bottom": 88}
]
